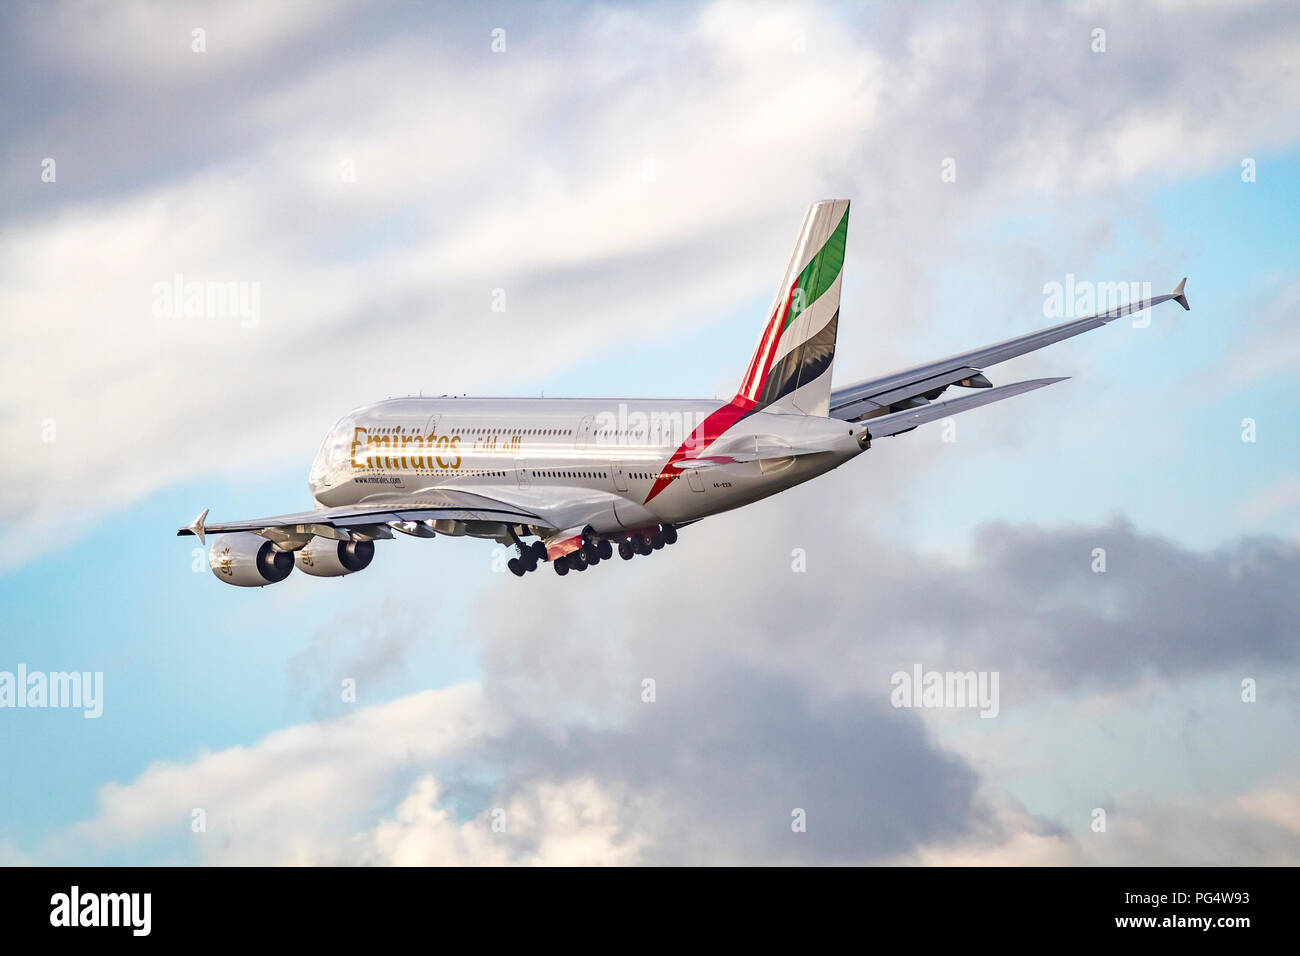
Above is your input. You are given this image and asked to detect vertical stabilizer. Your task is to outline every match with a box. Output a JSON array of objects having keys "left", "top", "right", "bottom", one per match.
[{"left": 735, "top": 200, "right": 849, "bottom": 415}]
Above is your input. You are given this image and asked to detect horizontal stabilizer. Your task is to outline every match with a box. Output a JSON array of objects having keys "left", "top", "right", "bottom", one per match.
[{"left": 861, "top": 377, "right": 1068, "bottom": 440}]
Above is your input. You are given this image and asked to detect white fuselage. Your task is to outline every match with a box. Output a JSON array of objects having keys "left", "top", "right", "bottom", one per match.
[
  {"left": 308, "top": 397, "right": 864, "bottom": 535},
  {"left": 185, "top": 198, "right": 1178, "bottom": 585}
]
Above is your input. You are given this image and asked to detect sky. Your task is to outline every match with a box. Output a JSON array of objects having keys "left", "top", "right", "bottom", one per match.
[{"left": 1, "top": 0, "right": 1298, "bottom": 864}]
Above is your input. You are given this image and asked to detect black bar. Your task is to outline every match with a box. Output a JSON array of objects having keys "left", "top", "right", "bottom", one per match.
[{"left": 1, "top": 866, "right": 1284, "bottom": 942}]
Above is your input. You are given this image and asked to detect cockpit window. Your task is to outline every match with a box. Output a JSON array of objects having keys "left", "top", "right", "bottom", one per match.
[{"left": 309, "top": 414, "right": 357, "bottom": 493}]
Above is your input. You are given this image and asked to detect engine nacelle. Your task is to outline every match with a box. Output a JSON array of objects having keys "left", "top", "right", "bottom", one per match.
[
  {"left": 208, "top": 532, "right": 294, "bottom": 587},
  {"left": 294, "top": 536, "right": 375, "bottom": 577}
]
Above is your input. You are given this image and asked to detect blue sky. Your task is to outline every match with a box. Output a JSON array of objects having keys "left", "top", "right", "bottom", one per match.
[{"left": 2, "top": 1, "right": 1298, "bottom": 865}]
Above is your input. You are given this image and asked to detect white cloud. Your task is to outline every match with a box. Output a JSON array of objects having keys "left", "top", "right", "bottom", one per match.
[
  {"left": 3, "top": 1, "right": 1299, "bottom": 565},
  {"left": 55, "top": 684, "right": 499, "bottom": 864},
  {"left": 363, "top": 775, "right": 648, "bottom": 866},
  {"left": 43, "top": 669, "right": 1300, "bottom": 865}
]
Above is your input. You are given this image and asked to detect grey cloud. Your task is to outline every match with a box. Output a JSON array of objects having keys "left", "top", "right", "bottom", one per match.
[
  {"left": 942, "top": 521, "right": 1300, "bottom": 689},
  {"left": 465, "top": 664, "right": 988, "bottom": 864},
  {"left": 46, "top": 501, "right": 1297, "bottom": 862},
  {"left": 471, "top": 493, "right": 1300, "bottom": 715},
  {"left": 415, "top": 496, "right": 1299, "bottom": 861}
]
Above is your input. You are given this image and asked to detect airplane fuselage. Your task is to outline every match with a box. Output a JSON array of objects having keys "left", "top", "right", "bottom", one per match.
[
  {"left": 179, "top": 197, "right": 1187, "bottom": 585},
  {"left": 308, "top": 397, "right": 864, "bottom": 535}
]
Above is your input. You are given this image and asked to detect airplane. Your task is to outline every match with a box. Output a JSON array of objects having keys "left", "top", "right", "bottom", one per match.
[{"left": 178, "top": 199, "right": 1190, "bottom": 584}]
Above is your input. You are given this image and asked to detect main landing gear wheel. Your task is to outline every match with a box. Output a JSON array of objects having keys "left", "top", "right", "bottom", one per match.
[
  {"left": 551, "top": 530, "right": 676, "bottom": 575},
  {"left": 531, "top": 541, "right": 547, "bottom": 562},
  {"left": 582, "top": 536, "right": 609, "bottom": 565},
  {"left": 508, "top": 557, "right": 525, "bottom": 577}
]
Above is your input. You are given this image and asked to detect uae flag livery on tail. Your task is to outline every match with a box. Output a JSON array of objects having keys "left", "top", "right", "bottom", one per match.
[
  {"left": 643, "top": 200, "right": 850, "bottom": 504},
  {"left": 737, "top": 199, "right": 849, "bottom": 415}
]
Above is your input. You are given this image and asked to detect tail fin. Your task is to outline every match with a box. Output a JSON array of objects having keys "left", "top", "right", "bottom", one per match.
[{"left": 736, "top": 199, "right": 850, "bottom": 415}]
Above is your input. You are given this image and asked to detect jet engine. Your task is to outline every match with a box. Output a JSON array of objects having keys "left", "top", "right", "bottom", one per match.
[
  {"left": 294, "top": 536, "right": 375, "bottom": 577},
  {"left": 208, "top": 532, "right": 294, "bottom": 587}
]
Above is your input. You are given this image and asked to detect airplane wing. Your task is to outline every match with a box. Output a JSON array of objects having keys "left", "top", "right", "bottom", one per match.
[
  {"left": 860, "top": 376, "right": 1068, "bottom": 439},
  {"left": 177, "top": 488, "right": 553, "bottom": 545},
  {"left": 829, "top": 278, "right": 1188, "bottom": 422}
]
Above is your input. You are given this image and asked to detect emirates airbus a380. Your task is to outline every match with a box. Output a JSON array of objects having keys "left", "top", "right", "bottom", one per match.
[{"left": 179, "top": 200, "right": 1189, "bottom": 585}]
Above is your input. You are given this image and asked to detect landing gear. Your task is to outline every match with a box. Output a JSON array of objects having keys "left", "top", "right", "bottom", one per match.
[
  {"left": 544, "top": 526, "right": 680, "bottom": 578},
  {"left": 579, "top": 533, "right": 613, "bottom": 565},
  {"left": 508, "top": 531, "right": 546, "bottom": 576},
  {"left": 621, "top": 525, "right": 677, "bottom": 560}
]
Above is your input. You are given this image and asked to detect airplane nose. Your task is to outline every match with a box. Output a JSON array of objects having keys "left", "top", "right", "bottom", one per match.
[{"left": 308, "top": 452, "right": 330, "bottom": 497}]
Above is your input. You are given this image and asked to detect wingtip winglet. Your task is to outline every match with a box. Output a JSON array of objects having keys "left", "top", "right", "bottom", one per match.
[
  {"left": 182, "top": 508, "right": 209, "bottom": 545},
  {"left": 1172, "top": 277, "right": 1189, "bottom": 311}
]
